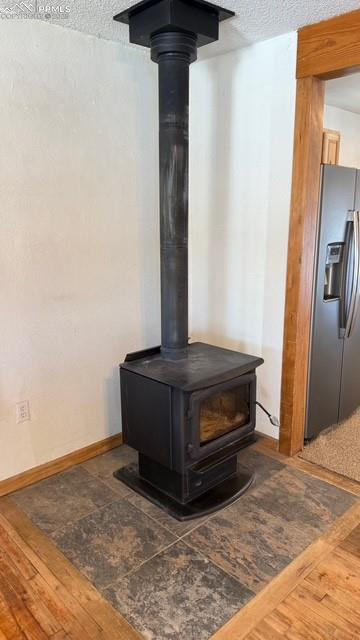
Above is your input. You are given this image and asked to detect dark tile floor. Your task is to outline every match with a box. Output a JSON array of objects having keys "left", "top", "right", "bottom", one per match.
[
  {"left": 104, "top": 542, "right": 253, "bottom": 640},
  {"left": 11, "top": 444, "right": 357, "bottom": 640}
]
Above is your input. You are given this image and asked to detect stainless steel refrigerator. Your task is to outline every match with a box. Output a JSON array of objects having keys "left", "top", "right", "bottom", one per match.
[{"left": 306, "top": 164, "right": 360, "bottom": 439}]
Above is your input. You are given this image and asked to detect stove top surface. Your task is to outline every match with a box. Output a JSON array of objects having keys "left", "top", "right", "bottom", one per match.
[{"left": 121, "top": 342, "right": 263, "bottom": 392}]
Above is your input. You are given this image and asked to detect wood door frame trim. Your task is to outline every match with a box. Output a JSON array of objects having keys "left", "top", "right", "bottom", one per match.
[{"left": 279, "top": 8, "right": 360, "bottom": 455}]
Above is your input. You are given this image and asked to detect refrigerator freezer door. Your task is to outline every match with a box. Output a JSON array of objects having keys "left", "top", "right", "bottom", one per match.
[
  {"left": 306, "top": 165, "right": 357, "bottom": 439},
  {"left": 339, "top": 175, "right": 360, "bottom": 422}
]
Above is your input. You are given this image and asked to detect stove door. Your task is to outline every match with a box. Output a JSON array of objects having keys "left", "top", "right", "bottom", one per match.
[{"left": 189, "top": 373, "right": 256, "bottom": 460}]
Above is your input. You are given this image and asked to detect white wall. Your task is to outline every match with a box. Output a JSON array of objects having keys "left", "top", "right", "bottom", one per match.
[
  {"left": 0, "top": 21, "right": 159, "bottom": 481},
  {"left": 1, "top": 24, "right": 297, "bottom": 481},
  {"left": 324, "top": 104, "right": 360, "bottom": 168},
  {"left": 189, "top": 33, "right": 297, "bottom": 437}
]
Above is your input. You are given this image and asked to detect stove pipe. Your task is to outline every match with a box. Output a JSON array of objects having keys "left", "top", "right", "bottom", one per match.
[
  {"left": 114, "top": 0, "right": 234, "bottom": 358},
  {"left": 153, "top": 32, "right": 196, "bottom": 358}
]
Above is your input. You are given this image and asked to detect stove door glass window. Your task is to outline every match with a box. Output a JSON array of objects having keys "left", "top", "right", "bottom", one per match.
[{"left": 199, "top": 384, "right": 250, "bottom": 445}]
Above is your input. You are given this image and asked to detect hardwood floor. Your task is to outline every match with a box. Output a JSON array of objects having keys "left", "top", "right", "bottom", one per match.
[
  {"left": 0, "top": 497, "right": 141, "bottom": 640},
  {"left": 244, "top": 524, "right": 360, "bottom": 640},
  {"left": 0, "top": 442, "right": 359, "bottom": 640},
  {"left": 212, "top": 501, "right": 360, "bottom": 639}
]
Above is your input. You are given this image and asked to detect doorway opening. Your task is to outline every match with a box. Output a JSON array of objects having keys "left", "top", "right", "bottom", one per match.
[
  {"left": 279, "top": 10, "right": 360, "bottom": 466},
  {"left": 299, "top": 73, "right": 360, "bottom": 482}
]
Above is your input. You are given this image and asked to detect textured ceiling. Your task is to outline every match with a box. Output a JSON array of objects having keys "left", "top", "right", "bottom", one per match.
[
  {"left": 31, "top": 0, "right": 360, "bottom": 58},
  {"left": 326, "top": 74, "right": 360, "bottom": 115}
]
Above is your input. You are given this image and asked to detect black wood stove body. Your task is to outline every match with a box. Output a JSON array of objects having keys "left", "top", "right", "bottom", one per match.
[{"left": 113, "top": 0, "right": 264, "bottom": 520}]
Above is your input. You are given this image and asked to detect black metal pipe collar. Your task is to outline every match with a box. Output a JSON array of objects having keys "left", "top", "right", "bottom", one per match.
[{"left": 150, "top": 31, "right": 198, "bottom": 64}]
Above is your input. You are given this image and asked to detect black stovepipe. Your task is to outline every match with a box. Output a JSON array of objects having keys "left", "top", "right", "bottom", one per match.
[{"left": 151, "top": 32, "right": 197, "bottom": 359}]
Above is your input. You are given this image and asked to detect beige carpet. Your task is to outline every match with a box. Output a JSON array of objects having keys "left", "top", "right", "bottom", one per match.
[{"left": 300, "top": 407, "right": 360, "bottom": 482}]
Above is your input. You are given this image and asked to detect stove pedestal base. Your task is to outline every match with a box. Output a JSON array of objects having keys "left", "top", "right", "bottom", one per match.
[{"left": 113, "top": 464, "right": 254, "bottom": 521}]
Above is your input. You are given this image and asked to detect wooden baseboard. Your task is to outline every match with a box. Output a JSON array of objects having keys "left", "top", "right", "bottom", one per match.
[
  {"left": 0, "top": 430, "right": 275, "bottom": 498},
  {"left": 254, "top": 431, "right": 279, "bottom": 451},
  {"left": 0, "top": 433, "right": 123, "bottom": 497}
]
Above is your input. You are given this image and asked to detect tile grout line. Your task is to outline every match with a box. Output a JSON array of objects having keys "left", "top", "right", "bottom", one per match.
[
  {"left": 11, "top": 469, "right": 218, "bottom": 583},
  {"left": 42, "top": 494, "right": 126, "bottom": 538},
  {"left": 123, "top": 503, "right": 181, "bottom": 538},
  {"left": 47, "top": 448, "right": 285, "bottom": 540},
  {"left": 100, "top": 471, "right": 288, "bottom": 591},
  {"left": 16, "top": 459, "right": 287, "bottom": 568},
  {"left": 79, "top": 461, "right": 219, "bottom": 539},
  {"left": 14, "top": 450, "right": 333, "bottom": 603},
  {"left": 181, "top": 535, "right": 257, "bottom": 591},
  {"left": 48, "top": 490, "right": 178, "bottom": 541},
  {"left": 101, "top": 537, "right": 180, "bottom": 590},
  {"left": 209, "top": 501, "right": 360, "bottom": 640},
  {"left": 11, "top": 464, "right": 129, "bottom": 537},
  {"left": 100, "top": 486, "right": 265, "bottom": 590}
]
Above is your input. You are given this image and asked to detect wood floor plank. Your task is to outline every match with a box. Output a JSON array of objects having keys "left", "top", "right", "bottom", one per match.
[
  {"left": 333, "top": 546, "right": 360, "bottom": 575},
  {"left": 320, "top": 592, "right": 360, "bottom": 629},
  {"left": 211, "top": 501, "right": 360, "bottom": 639},
  {"left": 0, "top": 590, "right": 26, "bottom": 640},
  {"left": 28, "top": 573, "right": 86, "bottom": 640},
  {"left": 0, "top": 526, "right": 36, "bottom": 582},
  {"left": 240, "top": 524, "right": 360, "bottom": 640},
  {"left": 317, "top": 552, "right": 360, "bottom": 596},
  {"left": 0, "top": 543, "right": 93, "bottom": 640},
  {"left": 0, "top": 518, "right": 107, "bottom": 640},
  {"left": 276, "top": 604, "right": 324, "bottom": 640},
  {"left": 0, "top": 549, "right": 62, "bottom": 637},
  {"left": 338, "top": 524, "right": 360, "bottom": 558},
  {"left": 265, "top": 611, "right": 291, "bottom": 634},
  {"left": 0, "top": 497, "right": 142, "bottom": 640},
  {"left": 285, "top": 584, "right": 359, "bottom": 639},
  {"left": 0, "top": 540, "right": 77, "bottom": 640},
  {"left": 278, "top": 597, "right": 334, "bottom": 640},
  {"left": 0, "top": 572, "right": 48, "bottom": 640},
  {"left": 251, "top": 620, "right": 286, "bottom": 639},
  {"left": 305, "top": 575, "right": 360, "bottom": 615},
  {"left": 288, "top": 587, "right": 358, "bottom": 638}
]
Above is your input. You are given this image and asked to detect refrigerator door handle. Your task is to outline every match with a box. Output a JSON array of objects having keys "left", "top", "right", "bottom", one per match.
[
  {"left": 339, "top": 214, "right": 353, "bottom": 337},
  {"left": 345, "top": 209, "right": 360, "bottom": 338}
]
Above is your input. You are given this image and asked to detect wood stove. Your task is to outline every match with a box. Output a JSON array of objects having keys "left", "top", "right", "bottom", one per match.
[{"left": 113, "top": 0, "right": 264, "bottom": 519}]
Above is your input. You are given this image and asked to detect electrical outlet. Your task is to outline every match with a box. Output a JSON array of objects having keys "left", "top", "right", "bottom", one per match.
[{"left": 16, "top": 400, "right": 30, "bottom": 424}]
